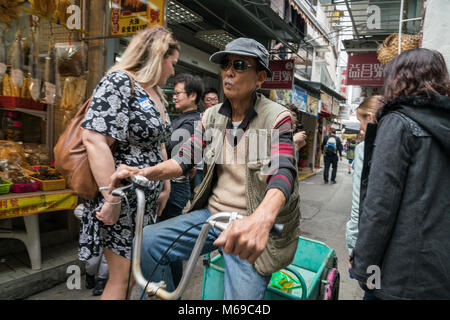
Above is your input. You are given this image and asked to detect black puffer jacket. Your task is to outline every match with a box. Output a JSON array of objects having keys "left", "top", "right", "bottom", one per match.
[{"left": 351, "top": 95, "right": 450, "bottom": 300}]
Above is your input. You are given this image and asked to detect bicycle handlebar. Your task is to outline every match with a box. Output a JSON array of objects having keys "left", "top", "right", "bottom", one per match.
[{"left": 113, "top": 175, "right": 283, "bottom": 300}]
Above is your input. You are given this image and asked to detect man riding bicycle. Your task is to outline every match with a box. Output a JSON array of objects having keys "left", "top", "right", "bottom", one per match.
[{"left": 109, "top": 38, "right": 301, "bottom": 299}]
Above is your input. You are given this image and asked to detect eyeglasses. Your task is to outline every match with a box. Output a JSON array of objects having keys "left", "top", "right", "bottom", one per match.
[
  {"left": 204, "top": 97, "right": 218, "bottom": 103},
  {"left": 220, "top": 59, "right": 256, "bottom": 72},
  {"left": 173, "top": 91, "right": 187, "bottom": 96}
]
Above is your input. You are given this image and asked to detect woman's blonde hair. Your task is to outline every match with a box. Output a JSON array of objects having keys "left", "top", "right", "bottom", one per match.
[
  {"left": 356, "top": 95, "right": 384, "bottom": 118},
  {"left": 108, "top": 26, "right": 179, "bottom": 103}
]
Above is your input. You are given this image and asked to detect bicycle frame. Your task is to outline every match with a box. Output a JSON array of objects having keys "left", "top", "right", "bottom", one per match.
[{"left": 112, "top": 175, "right": 282, "bottom": 300}]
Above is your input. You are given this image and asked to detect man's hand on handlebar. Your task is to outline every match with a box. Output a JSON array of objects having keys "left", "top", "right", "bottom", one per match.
[{"left": 213, "top": 211, "right": 272, "bottom": 264}]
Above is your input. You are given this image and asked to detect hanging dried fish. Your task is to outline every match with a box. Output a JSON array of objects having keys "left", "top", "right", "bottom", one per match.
[
  {"left": 0, "top": 0, "right": 24, "bottom": 27},
  {"left": 43, "top": 41, "right": 56, "bottom": 104},
  {"left": 10, "top": 31, "right": 24, "bottom": 88},
  {"left": 28, "top": 29, "right": 41, "bottom": 101},
  {"left": 0, "top": 30, "right": 6, "bottom": 81}
]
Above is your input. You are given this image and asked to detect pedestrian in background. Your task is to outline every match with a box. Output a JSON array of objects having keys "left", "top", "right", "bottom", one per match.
[
  {"left": 346, "top": 139, "right": 356, "bottom": 174},
  {"left": 321, "top": 129, "right": 343, "bottom": 184},
  {"left": 351, "top": 48, "right": 450, "bottom": 300},
  {"left": 202, "top": 87, "right": 219, "bottom": 110},
  {"left": 285, "top": 103, "right": 307, "bottom": 165},
  {"left": 159, "top": 72, "right": 203, "bottom": 287}
]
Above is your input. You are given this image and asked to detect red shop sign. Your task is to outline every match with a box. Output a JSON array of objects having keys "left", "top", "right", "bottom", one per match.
[
  {"left": 346, "top": 53, "right": 384, "bottom": 86},
  {"left": 261, "top": 59, "right": 294, "bottom": 90}
]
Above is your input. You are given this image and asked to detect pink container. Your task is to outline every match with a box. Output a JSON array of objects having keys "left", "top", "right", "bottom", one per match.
[{"left": 10, "top": 180, "right": 41, "bottom": 193}]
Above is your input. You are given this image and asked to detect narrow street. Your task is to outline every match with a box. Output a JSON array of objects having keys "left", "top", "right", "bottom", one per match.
[{"left": 27, "top": 159, "right": 363, "bottom": 300}]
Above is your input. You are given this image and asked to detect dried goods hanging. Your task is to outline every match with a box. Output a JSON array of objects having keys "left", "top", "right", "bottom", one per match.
[
  {"left": 29, "top": 26, "right": 41, "bottom": 101},
  {"left": 44, "top": 41, "right": 56, "bottom": 104},
  {"left": 55, "top": 0, "right": 72, "bottom": 25},
  {"left": 10, "top": 31, "right": 24, "bottom": 89},
  {"left": 29, "top": 0, "right": 57, "bottom": 18},
  {"left": 0, "top": 0, "right": 24, "bottom": 27},
  {"left": 3, "top": 73, "right": 11, "bottom": 96},
  {"left": 0, "top": 30, "right": 6, "bottom": 82},
  {"left": 61, "top": 76, "right": 86, "bottom": 110},
  {"left": 61, "top": 76, "right": 86, "bottom": 126},
  {"left": 56, "top": 42, "right": 83, "bottom": 77}
]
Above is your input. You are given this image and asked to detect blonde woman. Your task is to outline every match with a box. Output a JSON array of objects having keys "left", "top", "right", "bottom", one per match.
[
  {"left": 346, "top": 95, "right": 384, "bottom": 257},
  {"left": 79, "top": 26, "right": 179, "bottom": 300}
]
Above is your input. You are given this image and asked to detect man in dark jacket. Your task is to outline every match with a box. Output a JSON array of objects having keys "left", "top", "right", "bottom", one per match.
[
  {"left": 321, "top": 129, "right": 343, "bottom": 184},
  {"left": 351, "top": 94, "right": 450, "bottom": 299},
  {"left": 160, "top": 73, "right": 203, "bottom": 287}
]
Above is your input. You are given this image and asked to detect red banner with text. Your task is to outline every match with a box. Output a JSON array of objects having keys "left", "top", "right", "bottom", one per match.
[{"left": 346, "top": 53, "right": 384, "bottom": 86}]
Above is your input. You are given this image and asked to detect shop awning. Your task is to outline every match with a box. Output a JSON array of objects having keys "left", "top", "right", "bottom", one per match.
[
  {"left": 174, "top": 0, "right": 304, "bottom": 49},
  {"left": 295, "top": 79, "right": 346, "bottom": 102},
  {"left": 332, "top": 0, "right": 423, "bottom": 53}
]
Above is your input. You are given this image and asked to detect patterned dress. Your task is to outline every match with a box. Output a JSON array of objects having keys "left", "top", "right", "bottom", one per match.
[{"left": 78, "top": 71, "right": 172, "bottom": 261}]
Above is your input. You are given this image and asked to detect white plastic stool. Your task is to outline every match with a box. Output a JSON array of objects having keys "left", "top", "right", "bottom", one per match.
[{"left": 0, "top": 214, "right": 42, "bottom": 270}]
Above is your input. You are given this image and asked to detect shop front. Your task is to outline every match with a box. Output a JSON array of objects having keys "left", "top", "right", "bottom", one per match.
[
  {"left": 0, "top": 1, "right": 92, "bottom": 273},
  {"left": 267, "top": 78, "right": 321, "bottom": 174}
]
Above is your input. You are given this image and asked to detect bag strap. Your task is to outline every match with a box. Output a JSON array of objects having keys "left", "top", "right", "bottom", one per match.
[{"left": 121, "top": 70, "right": 135, "bottom": 98}]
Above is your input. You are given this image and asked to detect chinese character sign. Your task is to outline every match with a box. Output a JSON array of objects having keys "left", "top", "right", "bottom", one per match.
[
  {"left": 111, "top": 0, "right": 166, "bottom": 36},
  {"left": 261, "top": 60, "right": 294, "bottom": 90},
  {"left": 0, "top": 192, "right": 78, "bottom": 220},
  {"left": 346, "top": 53, "right": 384, "bottom": 86}
]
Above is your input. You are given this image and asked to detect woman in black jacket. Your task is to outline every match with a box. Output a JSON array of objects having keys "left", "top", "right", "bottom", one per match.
[{"left": 351, "top": 48, "right": 450, "bottom": 300}]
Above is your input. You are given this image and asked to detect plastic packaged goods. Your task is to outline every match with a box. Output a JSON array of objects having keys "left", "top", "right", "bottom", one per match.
[
  {"left": 23, "top": 143, "right": 40, "bottom": 165},
  {"left": 56, "top": 42, "right": 85, "bottom": 77},
  {"left": 38, "top": 144, "right": 50, "bottom": 165},
  {"left": 28, "top": 26, "right": 41, "bottom": 101},
  {"left": 3, "top": 111, "right": 23, "bottom": 141},
  {"left": 0, "top": 140, "right": 27, "bottom": 166},
  {"left": 0, "top": 30, "right": 6, "bottom": 82},
  {"left": 61, "top": 76, "right": 87, "bottom": 127},
  {"left": 10, "top": 31, "right": 24, "bottom": 88},
  {"left": 43, "top": 41, "right": 56, "bottom": 104}
]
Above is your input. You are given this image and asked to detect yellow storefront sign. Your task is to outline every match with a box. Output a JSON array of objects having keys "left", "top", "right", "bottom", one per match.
[
  {"left": 110, "top": 0, "right": 166, "bottom": 36},
  {"left": 0, "top": 191, "right": 78, "bottom": 220}
]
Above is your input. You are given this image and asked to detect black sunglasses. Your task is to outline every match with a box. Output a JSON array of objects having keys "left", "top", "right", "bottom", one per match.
[{"left": 220, "top": 59, "right": 256, "bottom": 72}]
